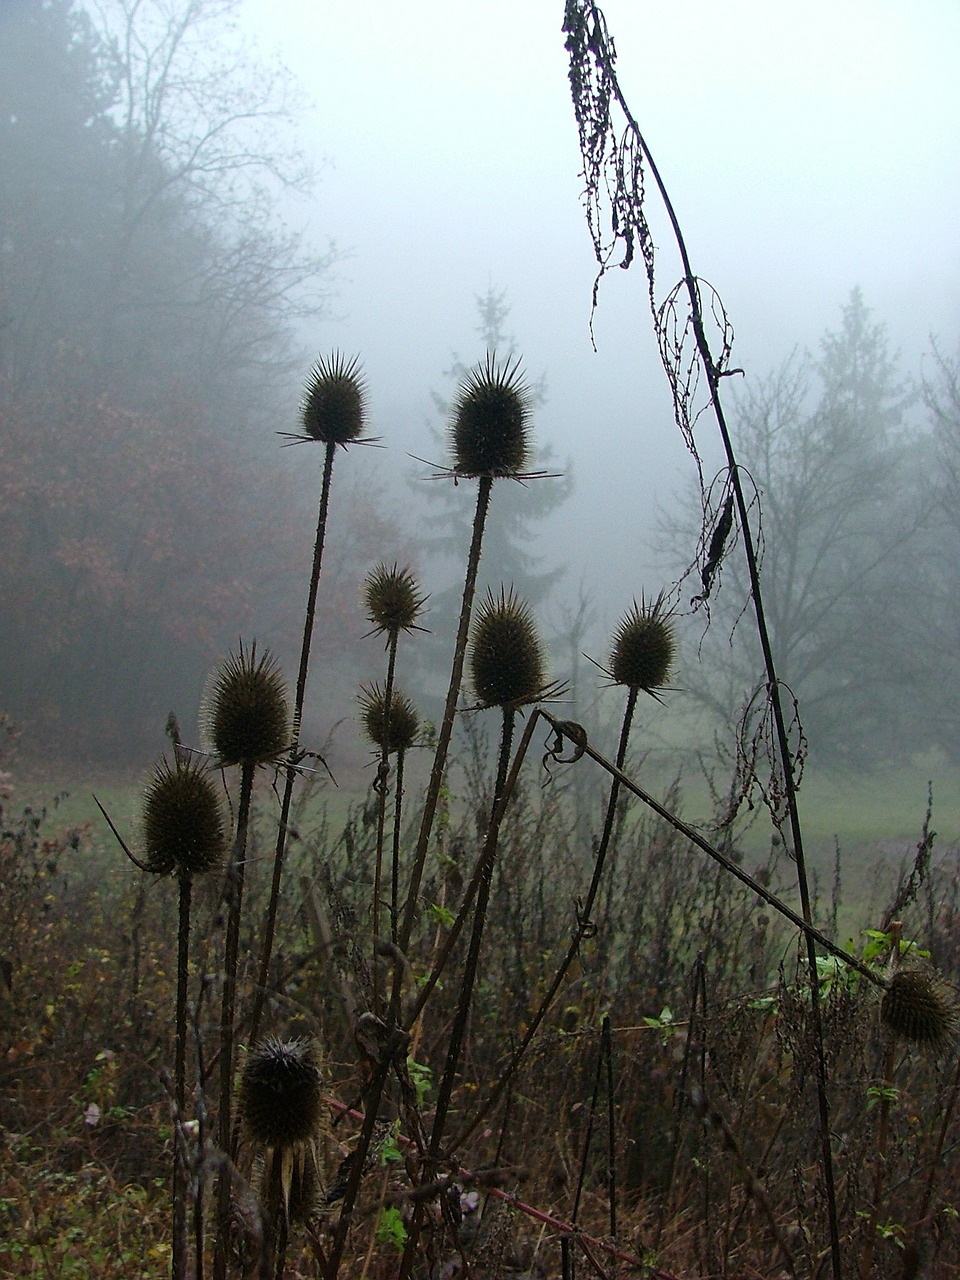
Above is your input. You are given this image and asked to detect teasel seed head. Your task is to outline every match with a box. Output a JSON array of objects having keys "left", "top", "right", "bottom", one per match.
[
  {"left": 239, "top": 1037, "right": 326, "bottom": 1149},
  {"left": 470, "top": 587, "right": 547, "bottom": 709},
  {"left": 608, "top": 593, "right": 675, "bottom": 697},
  {"left": 300, "top": 351, "right": 366, "bottom": 445},
  {"left": 141, "top": 756, "right": 225, "bottom": 877},
  {"left": 201, "top": 641, "right": 290, "bottom": 767},
  {"left": 450, "top": 353, "right": 531, "bottom": 476},
  {"left": 881, "top": 969, "right": 958, "bottom": 1051},
  {"left": 359, "top": 683, "right": 420, "bottom": 754},
  {"left": 362, "top": 563, "right": 426, "bottom": 640}
]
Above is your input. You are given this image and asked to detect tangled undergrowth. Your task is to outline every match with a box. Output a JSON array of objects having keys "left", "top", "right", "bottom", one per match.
[{"left": 4, "top": 723, "right": 960, "bottom": 1277}]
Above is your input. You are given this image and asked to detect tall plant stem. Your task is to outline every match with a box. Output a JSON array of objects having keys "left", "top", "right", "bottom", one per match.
[
  {"left": 250, "top": 440, "right": 337, "bottom": 1045},
  {"left": 213, "top": 758, "right": 255, "bottom": 1280},
  {"left": 395, "top": 475, "right": 493, "bottom": 967},
  {"left": 403, "top": 707, "right": 542, "bottom": 1028},
  {"left": 451, "top": 690, "right": 638, "bottom": 1153},
  {"left": 396, "top": 707, "right": 516, "bottom": 1280},
  {"left": 371, "top": 636, "right": 399, "bottom": 1012},
  {"left": 570, "top": 11, "right": 841, "bottom": 1270},
  {"left": 431, "top": 707, "right": 515, "bottom": 1150},
  {"left": 390, "top": 747, "right": 407, "bottom": 943},
  {"left": 326, "top": 479, "right": 493, "bottom": 1278},
  {"left": 861, "top": 923, "right": 902, "bottom": 1280},
  {"left": 172, "top": 871, "right": 192, "bottom": 1280}
]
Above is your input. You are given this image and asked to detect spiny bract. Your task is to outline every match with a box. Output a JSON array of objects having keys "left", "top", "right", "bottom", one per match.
[
  {"left": 141, "top": 756, "right": 225, "bottom": 877},
  {"left": 450, "top": 353, "right": 531, "bottom": 476},
  {"left": 470, "top": 587, "right": 546, "bottom": 709},
  {"left": 300, "top": 351, "right": 366, "bottom": 445},
  {"left": 201, "top": 642, "right": 290, "bottom": 766}
]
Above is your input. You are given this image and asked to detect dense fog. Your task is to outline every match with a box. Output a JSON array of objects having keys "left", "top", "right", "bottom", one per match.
[{"left": 3, "top": 0, "right": 960, "bottom": 778}]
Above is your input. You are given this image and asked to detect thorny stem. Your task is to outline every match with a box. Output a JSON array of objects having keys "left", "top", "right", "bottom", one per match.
[
  {"left": 371, "top": 635, "right": 399, "bottom": 1013},
  {"left": 396, "top": 475, "right": 493, "bottom": 974},
  {"left": 213, "top": 758, "right": 255, "bottom": 1280},
  {"left": 566, "top": 7, "right": 841, "bottom": 1271},
  {"left": 391, "top": 747, "right": 406, "bottom": 943},
  {"left": 861, "top": 922, "right": 902, "bottom": 1280},
  {"left": 403, "top": 709, "right": 542, "bottom": 1029},
  {"left": 451, "top": 689, "right": 638, "bottom": 1153},
  {"left": 172, "top": 872, "right": 191, "bottom": 1280},
  {"left": 396, "top": 707, "right": 517, "bottom": 1280},
  {"left": 327, "top": 477, "right": 493, "bottom": 1278},
  {"left": 250, "top": 439, "right": 337, "bottom": 1045},
  {"left": 431, "top": 707, "right": 516, "bottom": 1149}
]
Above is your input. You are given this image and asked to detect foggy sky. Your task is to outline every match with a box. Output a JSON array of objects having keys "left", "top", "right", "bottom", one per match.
[{"left": 242, "top": 0, "right": 960, "bottom": 620}]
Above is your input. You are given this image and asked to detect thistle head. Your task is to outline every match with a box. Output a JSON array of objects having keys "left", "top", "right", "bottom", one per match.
[
  {"left": 450, "top": 353, "right": 531, "bottom": 476},
  {"left": 300, "top": 352, "right": 366, "bottom": 445},
  {"left": 362, "top": 563, "right": 426, "bottom": 640},
  {"left": 470, "top": 587, "right": 547, "bottom": 709},
  {"left": 608, "top": 593, "right": 675, "bottom": 697},
  {"left": 881, "top": 968, "right": 957, "bottom": 1051},
  {"left": 358, "top": 683, "right": 420, "bottom": 755},
  {"left": 141, "top": 756, "right": 225, "bottom": 878},
  {"left": 238, "top": 1037, "right": 326, "bottom": 1148},
  {"left": 201, "top": 642, "right": 290, "bottom": 767}
]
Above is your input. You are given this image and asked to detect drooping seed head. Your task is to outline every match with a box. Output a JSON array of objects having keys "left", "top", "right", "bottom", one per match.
[
  {"left": 609, "top": 594, "right": 675, "bottom": 696},
  {"left": 201, "top": 642, "right": 290, "bottom": 766},
  {"left": 141, "top": 756, "right": 225, "bottom": 877},
  {"left": 239, "top": 1037, "right": 326, "bottom": 1148},
  {"left": 881, "top": 969, "right": 957, "bottom": 1051},
  {"left": 450, "top": 353, "right": 531, "bottom": 476},
  {"left": 358, "top": 683, "right": 420, "bottom": 754},
  {"left": 470, "top": 587, "right": 546, "bottom": 709},
  {"left": 362, "top": 563, "right": 425, "bottom": 639},
  {"left": 300, "top": 352, "right": 366, "bottom": 445}
]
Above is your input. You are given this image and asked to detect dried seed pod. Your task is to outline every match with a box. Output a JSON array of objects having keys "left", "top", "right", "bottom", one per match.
[
  {"left": 300, "top": 352, "right": 366, "bottom": 445},
  {"left": 609, "top": 594, "right": 675, "bottom": 695},
  {"left": 450, "top": 353, "right": 531, "bottom": 476},
  {"left": 141, "top": 756, "right": 225, "bottom": 877},
  {"left": 881, "top": 969, "right": 957, "bottom": 1050},
  {"left": 201, "top": 642, "right": 290, "bottom": 767},
  {"left": 358, "top": 683, "right": 420, "bottom": 754},
  {"left": 239, "top": 1037, "right": 326, "bottom": 1148},
  {"left": 470, "top": 587, "right": 546, "bottom": 709},
  {"left": 362, "top": 563, "right": 425, "bottom": 638}
]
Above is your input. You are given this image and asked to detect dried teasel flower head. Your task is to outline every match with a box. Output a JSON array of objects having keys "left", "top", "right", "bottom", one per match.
[
  {"left": 239, "top": 1037, "right": 326, "bottom": 1149},
  {"left": 141, "top": 756, "right": 225, "bottom": 877},
  {"left": 362, "top": 563, "right": 426, "bottom": 640},
  {"left": 300, "top": 351, "right": 366, "bottom": 445},
  {"left": 607, "top": 593, "right": 675, "bottom": 697},
  {"left": 881, "top": 969, "right": 958, "bottom": 1051},
  {"left": 201, "top": 642, "right": 290, "bottom": 767},
  {"left": 450, "top": 352, "right": 531, "bottom": 477},
  {"left": 470, "top": 587, "right": 548, "bottom": 710},
  {"left": 358, "top": 683, "right": 420, "bottom": 754}
]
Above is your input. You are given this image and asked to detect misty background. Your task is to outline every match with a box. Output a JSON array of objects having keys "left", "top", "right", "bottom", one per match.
[{"left": 2, "top": 0, "right": 960, "bottom": 790}]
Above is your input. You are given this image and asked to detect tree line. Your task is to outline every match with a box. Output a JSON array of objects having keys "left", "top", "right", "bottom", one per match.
[
  {"left": 662, "top": 288, "right": 960, "bottom": 766},
  {"left": 0, "top": 0, "right": 397, "bottom": 757}
]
